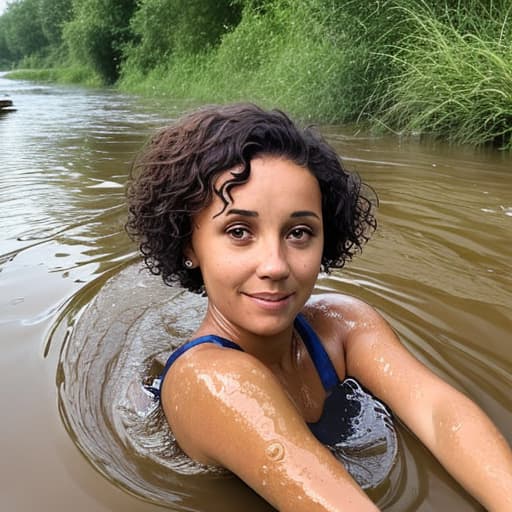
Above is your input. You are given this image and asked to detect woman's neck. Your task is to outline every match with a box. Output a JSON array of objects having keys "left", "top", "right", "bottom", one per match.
[{"left": 195, "top": 308, "right": 299, "bottom": 372}]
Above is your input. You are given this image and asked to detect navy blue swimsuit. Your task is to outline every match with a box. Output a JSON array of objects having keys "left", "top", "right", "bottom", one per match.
[{"left": 148, "top": 314, "right": 368, "bottom": 446}]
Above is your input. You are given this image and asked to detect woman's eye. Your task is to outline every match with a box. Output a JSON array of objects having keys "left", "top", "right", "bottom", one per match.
[
  {"left": 227, "top": 226, "right": 251, "bottom": 240},
  {"left": 288, "top": 227, "right": 312, "bottom": 241}
]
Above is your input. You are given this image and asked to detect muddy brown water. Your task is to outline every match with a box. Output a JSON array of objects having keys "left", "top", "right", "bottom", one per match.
[{"left": 1, "top": 73, "right": 510, "bottom": 511}]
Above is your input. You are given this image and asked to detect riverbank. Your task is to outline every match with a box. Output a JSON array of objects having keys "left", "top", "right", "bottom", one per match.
[
  {"left": 2, "top": 0, "right": 511, "bottom": 148},
  {"left": 4, "top": 67, "right": 103, "bottom": 87}
]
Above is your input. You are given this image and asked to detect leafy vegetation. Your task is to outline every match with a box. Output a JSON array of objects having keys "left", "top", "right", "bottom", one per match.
[
  {"left": 63, "top": 0, "right": 138, "bottom": 84},
  {"left": 1, "top": 0, "right": 511, "bottom": 148},
  {"left": 1, "top": 0, "right": 49, "bottom": 61},
  {"left": 123, "top": 0, "right": 241, "bottom": 74}
]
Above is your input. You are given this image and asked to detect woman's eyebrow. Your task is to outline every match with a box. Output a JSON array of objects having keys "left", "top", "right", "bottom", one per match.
[
  {"left": 226, "top": 208, "right": 258, "bottom": 217},
  {"left": 225, "top": 209, "right": 320, "bottom": 219},
  {"left": 291, "top": 210, "right": 321, "bottom": 219}
]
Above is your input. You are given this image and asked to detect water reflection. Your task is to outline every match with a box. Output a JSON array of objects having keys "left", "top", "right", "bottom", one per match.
[{"left": 0, "top": 72, "right": 510, "bottom": 511}]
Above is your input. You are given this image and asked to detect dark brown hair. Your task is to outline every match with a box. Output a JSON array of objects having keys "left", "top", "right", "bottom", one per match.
[{"left": 126, "top": 103, "right": 376, "bottom": 293}]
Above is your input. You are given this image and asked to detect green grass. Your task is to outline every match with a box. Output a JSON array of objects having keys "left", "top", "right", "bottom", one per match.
[
  {"left": 5, "top": 66, "right": 102, "bottom": 86},
  {"left": 368, "top": 1, "right": 512, "bottom": 148}
]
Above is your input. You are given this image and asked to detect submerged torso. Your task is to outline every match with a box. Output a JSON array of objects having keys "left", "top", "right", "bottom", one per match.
[{"left": 147, "top": 312, "right": 398, "bottom": 488}]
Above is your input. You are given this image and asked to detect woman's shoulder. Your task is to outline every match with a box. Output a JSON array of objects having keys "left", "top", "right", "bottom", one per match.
[
  {"left": 162, "top": 341, "right": 271, "bottom": 393},
  {"left": 299, "top": 293, "right": 382, "bottom": 381},
  {"left": 160, "top": 340, "right": 286, "bottom": 420},
  {"left": 305, "top": 291, "right": 378, "bottom": 312},
  {"left": 160, "top": 342, "right": 281, "bottom": 464},
  {"left": 303, "top": 292, "right": 384, "bottom": 339}
]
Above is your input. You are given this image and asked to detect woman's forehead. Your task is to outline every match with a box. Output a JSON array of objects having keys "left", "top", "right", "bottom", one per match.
[
  {"left": 204, "top": 156, "right": 321, "bottom": 217},
  {"left": 213, "top": 156, "right": 314, "bottom": 187}
]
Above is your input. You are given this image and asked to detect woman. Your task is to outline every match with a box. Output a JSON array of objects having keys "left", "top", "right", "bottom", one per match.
[{"left": 126, "top": 103, "right": 512, "bottom": 511}]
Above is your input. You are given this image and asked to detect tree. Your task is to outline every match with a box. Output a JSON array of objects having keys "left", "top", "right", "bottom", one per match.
[
  {"left": 125, "top": 0, "right": 241, "bottom": 72},
  {"left": 63, "top": 0, "right": 137, "bottom": 83},
  {"left": 1, "top": 0, "right": 49, "bottom": 61},
  {"left": 38, "top": 0, "right": 73, "bottom": 45},
  {"left": 0, "top": 16, "right": 14, "bottom": 66}
]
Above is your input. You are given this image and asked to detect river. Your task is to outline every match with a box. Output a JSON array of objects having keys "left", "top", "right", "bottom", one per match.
[{"left": 0, "top": 72, "right": 510, "bottom": 511}]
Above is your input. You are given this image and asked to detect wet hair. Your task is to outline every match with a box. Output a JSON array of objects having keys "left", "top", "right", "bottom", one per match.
[{"left": 126, "top": 103, "right": 377, "bottom": 294}]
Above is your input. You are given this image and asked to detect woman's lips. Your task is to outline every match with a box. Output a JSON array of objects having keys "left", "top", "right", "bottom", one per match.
[{"left": 242, "top": 292, "right": 294, "bottom": 310}]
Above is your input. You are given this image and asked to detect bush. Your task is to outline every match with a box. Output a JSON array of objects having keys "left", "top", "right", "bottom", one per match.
[{"left": 3, "top": 0, "right": 511, "bottom": 148}]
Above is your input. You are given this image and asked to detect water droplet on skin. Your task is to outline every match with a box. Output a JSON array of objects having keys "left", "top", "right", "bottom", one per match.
[
  {"left": 265, "top": 441, "right": 285, "bottom": 462},
  {"left": 197, "top": 373, "right": 225, "bottom": 395},
  {"left": 344, "top": 319, "right": 357, "bottom": 329}
]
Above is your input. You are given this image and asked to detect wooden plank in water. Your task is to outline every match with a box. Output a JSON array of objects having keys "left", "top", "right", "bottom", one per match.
[{"left": 0, "top": 98, "right": 14, "bottom": 108}]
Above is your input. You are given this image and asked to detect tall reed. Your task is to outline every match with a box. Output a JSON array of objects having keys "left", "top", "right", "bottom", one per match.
[{"left": 370, "top": 0, "right": 512, "bottom": 148}]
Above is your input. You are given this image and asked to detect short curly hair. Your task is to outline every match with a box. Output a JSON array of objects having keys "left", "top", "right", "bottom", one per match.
[{"left": 126, "top": 103, "right": 377, "bottom": 294}]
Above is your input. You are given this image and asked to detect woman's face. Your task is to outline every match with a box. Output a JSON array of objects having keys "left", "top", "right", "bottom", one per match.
[{"left": 187, "top": 156, "right": 324, "bottom": 339}]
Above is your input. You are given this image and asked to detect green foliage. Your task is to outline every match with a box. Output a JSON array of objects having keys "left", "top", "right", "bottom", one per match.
[
  {"left": 63, "top": 0, "right": 137, "bottom": 84},
  {"left": 0, "top": 0, "right": 72, "bottom": 66},
  {"left": 121, "top": 0, "right": 366, "bottom": 121},
  {"left": 123, "top": 0, "right": 241, "bottom": 73},
  {"left": 38, "top": 0, "right": 73, "bottom": 45},
  {"left": 6, "top": 65, "right": 102, "bottom": 85},
  {"left": 370, "top": 0, "right": 512, "bottom": 148},
  {"left": 120, "top": 0, "right": 447, "bottom": 122},
  {"left": 118, "top": 0, "right": 512, "bottom": 144},
  {"left": 200, "top": 0, "right": 354, "bottom": 120},
  {"left": 1, "top": 0, "right": 49, "bottom": 60},
  {"left": 0, "top": 16, "right": 13, "bottom": 67}
]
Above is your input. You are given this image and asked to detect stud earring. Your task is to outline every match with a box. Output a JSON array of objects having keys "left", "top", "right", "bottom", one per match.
[{"left": 184, "top": 258, "right": 194, "bottom": 269}]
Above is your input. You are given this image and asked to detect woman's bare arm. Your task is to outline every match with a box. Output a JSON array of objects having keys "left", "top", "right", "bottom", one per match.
[
  {"left": 336, "top": 296, "right": 512, "bottom": 511},
  {"left": 162, "top": 345, "right": 379, "bottom": 512}
]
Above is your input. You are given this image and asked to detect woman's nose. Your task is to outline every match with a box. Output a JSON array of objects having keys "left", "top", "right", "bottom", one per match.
[{"left": 255, "top": 241, "right": 290, "bottom": 280}]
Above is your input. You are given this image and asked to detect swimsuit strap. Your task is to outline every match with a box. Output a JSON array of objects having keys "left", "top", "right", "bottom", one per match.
[
  {"left": 294, "top": 314, "right": 340, "bottom": 391},
  {"left": 146, "top": 315, "right": 339, "bottom": 398},
  {"left": 146, "top": 335, "right": 243, "bottom": 399}
]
